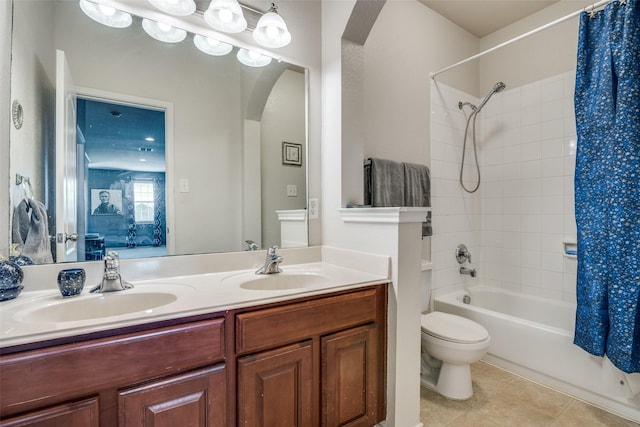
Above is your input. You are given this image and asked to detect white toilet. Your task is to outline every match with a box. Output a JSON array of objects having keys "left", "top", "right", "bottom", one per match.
[{"left": 420, "top": 311, "right": 490, "bottom": 400}]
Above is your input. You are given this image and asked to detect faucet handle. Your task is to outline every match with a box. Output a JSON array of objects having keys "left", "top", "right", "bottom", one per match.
[
  {"left": 104, "top": 251, "right": 121, "bottom": 272},
  {"left": 267, "top": 245, "right": 279, "bottom": 256}
]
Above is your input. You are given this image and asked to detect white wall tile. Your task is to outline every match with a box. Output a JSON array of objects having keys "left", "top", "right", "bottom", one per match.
[{"left": 432, "top": 73, "right": 576, "bottom": 303}]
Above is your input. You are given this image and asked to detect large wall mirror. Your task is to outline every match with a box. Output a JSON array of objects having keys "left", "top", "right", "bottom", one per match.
[{"left": 9, "top": 0, "right": 308, "bottom": 265}]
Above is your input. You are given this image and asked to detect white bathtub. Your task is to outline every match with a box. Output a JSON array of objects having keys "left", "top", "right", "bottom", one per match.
[{"left": 435, "top": 286, "right": 640, "bottom": 422}]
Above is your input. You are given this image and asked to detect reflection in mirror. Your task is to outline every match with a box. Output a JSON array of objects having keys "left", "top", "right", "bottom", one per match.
[{"left": 9, "top": 0, "right": 307, "bottom": 265}]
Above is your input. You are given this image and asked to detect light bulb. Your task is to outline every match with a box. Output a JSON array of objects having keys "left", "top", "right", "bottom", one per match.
[
  {"left": 79, "top": 0, "right": 132, "bottom": 28},
  {"left": 193, "top": 34, "right": 232, "bottom": 56},
  {"left": 98, "top": 4, "right": 116, "bottom": 16},
  {"left": 266, "top": 25, "right": 279, "bottom": 41},
  {"left": 158, "top": 22, "right": 172, "bottom": 32},
  {"left": 219, "top": 8, "right": 233, "bottom": 23}
]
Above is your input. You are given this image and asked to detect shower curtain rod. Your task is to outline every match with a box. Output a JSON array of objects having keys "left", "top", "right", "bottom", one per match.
[{"left": 430, "top": 0, "right": 613, "bottom": 79}]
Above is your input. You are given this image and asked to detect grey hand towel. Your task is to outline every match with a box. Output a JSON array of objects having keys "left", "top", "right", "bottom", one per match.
[
  {"left": 369, "top": 158, "right": 405, "bottom": 207},
  {"left": 402, "top": 162, "right": 431, "bottom": 208},
  {"left": 22, "top": 199, "right": 53, "bottom": 264},
  {"left": 11, "top": 199, "right": 31, "bottom": 251},
  {"left": 402, "top": 162, "right": 432, "bottom": 237}
]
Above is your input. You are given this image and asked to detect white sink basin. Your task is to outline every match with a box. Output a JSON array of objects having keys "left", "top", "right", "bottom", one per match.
[
  {"left": 224, "top": 271, "right": 330, "bottom": 291},
  {"left": 13, "top": 284, "right": 194, "bottom": 324}
]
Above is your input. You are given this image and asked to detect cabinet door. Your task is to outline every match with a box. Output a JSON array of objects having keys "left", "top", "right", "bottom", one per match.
[
  {"left": 0, "top": 398, "right": 99, "bottom": 427},
  {"left": 237, "top": 341, "right": 313, "bottom": 427},
  {"left": 118, "top": 365, "right": 226, "bottom": 427},
  {"left": 322, "top": 324, "right": 379, "bottom": 427}
]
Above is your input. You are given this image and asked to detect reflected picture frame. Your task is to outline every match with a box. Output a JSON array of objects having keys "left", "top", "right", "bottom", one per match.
[
  {"left": 282, "top": 141, "right": 302, "bottom": 166},
  {"left": 91, "top": 188, "right": 123, "bottom": 216}
]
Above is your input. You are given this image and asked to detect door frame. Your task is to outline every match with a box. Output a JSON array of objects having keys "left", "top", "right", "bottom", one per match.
[{"left": 75, "top": 86, "right": 175, "bottom": 255}]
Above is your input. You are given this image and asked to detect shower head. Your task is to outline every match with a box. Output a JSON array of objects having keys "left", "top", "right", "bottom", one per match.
[
  {"left": 477, "top": 81, "right": 506, "bottom": 112},
  {"left": 494, "top": 81, "right": 506, "bottom": 93}
]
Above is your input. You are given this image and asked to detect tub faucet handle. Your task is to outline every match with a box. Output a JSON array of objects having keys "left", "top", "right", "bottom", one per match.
[{"left": 456, "top": 244, "right": 472, "bottom": 264}]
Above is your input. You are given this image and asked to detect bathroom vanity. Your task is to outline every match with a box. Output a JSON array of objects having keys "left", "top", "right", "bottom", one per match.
[{"left": 0, "top": 281, "right": 388, "bottom": 426}]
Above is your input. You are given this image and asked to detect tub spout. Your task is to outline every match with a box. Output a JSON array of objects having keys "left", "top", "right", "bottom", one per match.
[{"left": 460, "top": 266, "right": 477, "bottom": 278}]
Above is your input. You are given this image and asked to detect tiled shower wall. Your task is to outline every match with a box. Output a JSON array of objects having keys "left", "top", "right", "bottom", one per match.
[{"left": 430, "top": 71, "right": 578, "bottom": 303}]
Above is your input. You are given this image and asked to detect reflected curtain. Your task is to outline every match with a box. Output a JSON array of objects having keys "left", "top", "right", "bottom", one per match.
[{"left": 574, "top": 0, "right": 640, "bottom": 373}]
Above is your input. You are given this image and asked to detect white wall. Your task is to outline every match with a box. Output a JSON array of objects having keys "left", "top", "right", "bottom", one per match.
[
  {"left": 261, "top": 69, "right": 306, "bottom": 248},
  {"left": 429, "top": 81, "right": 481, "bottom": 297},
  {"left": 321, "top": 1, "right": 483, "bottom": 425},
  {"left": 0, "top": 0, "right": 12, "bottom": 260},
  {"left": 479, "top": 0, "right": 592, "bottom": 92},
  {"left": 9, "top": 0, "right": 55, "bottom": 209},
  {"left": 360, "top": 0, "right": 479, "bottom": 203},
  {"left": 479, "top": 71, "right": 578, "bottom": 302},
  {"left": 430, "top": 73, "right": 578, "bottom": 304}
]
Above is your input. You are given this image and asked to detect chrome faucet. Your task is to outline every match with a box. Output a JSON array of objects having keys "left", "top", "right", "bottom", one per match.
[
  {"left": 245, "top": 240, "right": 259, "bottom": 251},
  {"left": 91, "top": 251, "right": 134, "bottom": 292},
  {"left": 256, "top": 245, "right": 283, "bottom": 275},
  {"left": 460, "top": 266, "right": 477, "bottom": 278}
]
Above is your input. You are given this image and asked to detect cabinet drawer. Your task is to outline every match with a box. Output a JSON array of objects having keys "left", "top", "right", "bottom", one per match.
[
  {"left": 236, "top": 288, "right": 380, "bottom": 354},
  {"left": 0, "top": 318, "right": 224, "bottom": 417},
  {"left": 0, "top": 397, "right": 99, "bottom": 427}
]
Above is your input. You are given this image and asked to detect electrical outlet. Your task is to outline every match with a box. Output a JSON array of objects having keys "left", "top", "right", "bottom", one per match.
[
  {"left": 309, "top": 198, "right": 319, "bottom": 219},
  {"left": 287, "top": 184, "right": 297, "bottom": 197},
  {"left": 179, "top": 178, "right": 190, "bottom": 193}
]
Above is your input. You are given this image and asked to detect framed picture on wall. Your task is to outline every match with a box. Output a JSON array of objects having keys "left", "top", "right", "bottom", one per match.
[
  {"left": 282, "top": 141, "right": 302, "bottom": 166},
  {"left": 91, "top": 189, "right": 123, "bottom": 216}
]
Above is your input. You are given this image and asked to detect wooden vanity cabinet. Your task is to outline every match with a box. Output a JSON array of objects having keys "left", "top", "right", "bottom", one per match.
[
  {"left": 0, "top": 318, "right": 226, "bottom": 427},
  {"left": 234, "top": 284, "right": 387, "bottom": 427},
  {"left": 0, "top": 283, "right": 387, "bottom": 427}
]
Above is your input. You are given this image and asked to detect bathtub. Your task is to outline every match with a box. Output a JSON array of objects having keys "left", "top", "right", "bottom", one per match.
[{"left": 435, "top": 286, "right": 640, "bottom": 422}]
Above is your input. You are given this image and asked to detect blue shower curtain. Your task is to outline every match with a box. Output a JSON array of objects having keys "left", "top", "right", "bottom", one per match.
[{"left": 574, "top": 0, "right": 640, "bottom": 374}]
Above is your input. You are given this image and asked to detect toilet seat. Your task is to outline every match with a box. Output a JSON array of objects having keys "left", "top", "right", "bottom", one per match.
[{"left": 421, "top": 312, "right": 489, "bottom": 344}]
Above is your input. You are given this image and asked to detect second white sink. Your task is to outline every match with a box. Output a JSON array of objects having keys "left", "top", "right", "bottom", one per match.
[
  {"left": 13, "top": 284, "right": 195, "bottom": 324},
  {"left": 224, "top": 271, "right": 330, "bottom": 291}
]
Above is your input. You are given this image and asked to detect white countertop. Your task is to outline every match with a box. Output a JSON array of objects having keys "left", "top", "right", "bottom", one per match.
[{"left": 0, "top": 261, "right": 388, "bottom": 349}]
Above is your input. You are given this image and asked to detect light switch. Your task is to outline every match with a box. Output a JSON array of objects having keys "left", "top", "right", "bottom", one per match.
[
  {"left": 287, "top": 184, "right": 297, "bottom": 197},
  {"left": 179, "top": 178, "right": 190, "bottom": 193},
  {"left": 309, "top": 198, "right": 319, "bottom": 219}
]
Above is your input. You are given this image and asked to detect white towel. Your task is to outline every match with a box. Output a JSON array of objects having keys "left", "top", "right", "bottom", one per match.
[{"left": 21, "top": 199, "right": 53, "bottom": 264}]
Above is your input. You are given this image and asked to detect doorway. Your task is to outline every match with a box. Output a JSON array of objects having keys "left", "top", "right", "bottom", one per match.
[{"left": 76, "top": 96, "right": 168, "bottom": 260}]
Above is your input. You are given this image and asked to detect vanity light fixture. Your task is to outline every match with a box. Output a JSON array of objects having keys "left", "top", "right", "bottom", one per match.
[
  {"left": 148, "top": 0, "right": 196, "bottom": 16},
  {"left": 193, "top": 34, "right": 233, "bottom": 56},
  {"left": 236, "top": 48, "right": 272, "bottom": 67},
  {"left": 142, "top": 18, "right": 187, "bottom": 43},
  {"left": 204, "top": 0, "right": 247, "bottom": 34},
  {"left": 78, "top": 0, "right": 132, "bottom": 28},
  {"left": 252, "top": 3, "right": 291, "bottom": 48}
]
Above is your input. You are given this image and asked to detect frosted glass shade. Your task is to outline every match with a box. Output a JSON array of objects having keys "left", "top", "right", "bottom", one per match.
[
  {"left": 142, "top": 18, "right": 187, "bottom": 43},
  {"left": 148, "top": 0, "right": 196, "bottom": 16},
  {"left": 253, "top": 8, "right": 291, "bottom": 48},
  {"left": 79, "top": 0, "right": 132, "bottom": 28},
  {"left": 236, "top": 49, "right": 272, "bottom": 67},
  {"left": 193, "top": 35, "right": 233, "bottom": 56},
  {"left": 204, "top": 0, "right": 247, "bottom": 33}
]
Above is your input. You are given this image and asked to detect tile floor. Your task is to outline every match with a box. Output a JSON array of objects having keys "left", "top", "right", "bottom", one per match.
[{"left": 420, "top": 361, "right": 640, "bottom": 426}]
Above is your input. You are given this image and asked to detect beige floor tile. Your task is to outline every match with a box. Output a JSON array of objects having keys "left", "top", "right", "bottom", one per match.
[
  {"left": 420, "top": 361, "right": 640, "bottom": 427},
  {"left": 551, "top": 400, "right": 640, "bottom": 427}
]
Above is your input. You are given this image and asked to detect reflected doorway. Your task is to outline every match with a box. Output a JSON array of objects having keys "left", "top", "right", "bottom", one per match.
[{"left": 76, "top": 97, "right": 168, "bottom": 260}]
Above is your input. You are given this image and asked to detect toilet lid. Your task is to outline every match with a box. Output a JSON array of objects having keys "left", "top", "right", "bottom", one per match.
[{"left": 421, "top": 312, "right": 489, "bottom": 344}]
